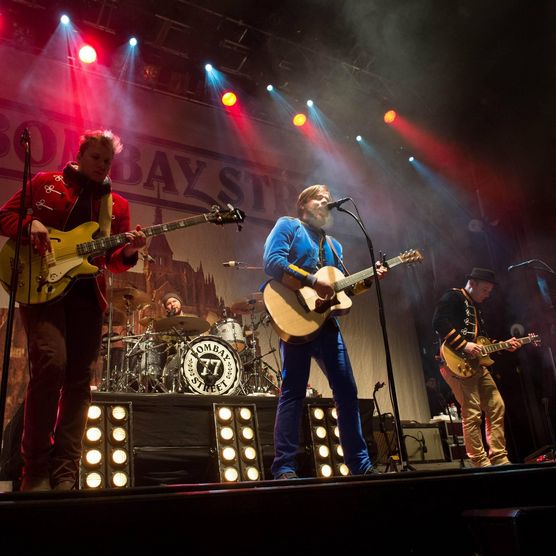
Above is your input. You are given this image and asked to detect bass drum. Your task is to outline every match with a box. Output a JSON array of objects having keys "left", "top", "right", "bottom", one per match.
[
  {"left": 180, "top": 336, "right": 242, "bottom": 395},
  {"left": 210, "top": 318, "right": 246, "bottom": 352}
]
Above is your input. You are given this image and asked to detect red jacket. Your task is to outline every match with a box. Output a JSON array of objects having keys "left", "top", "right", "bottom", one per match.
[{"left": 0, "top": 170, "right": 138, "bottom": 311}]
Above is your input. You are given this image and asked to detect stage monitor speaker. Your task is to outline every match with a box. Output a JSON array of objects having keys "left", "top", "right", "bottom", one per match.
[{"left": 402, "top": 423, "right": 446, "bottom": 463}]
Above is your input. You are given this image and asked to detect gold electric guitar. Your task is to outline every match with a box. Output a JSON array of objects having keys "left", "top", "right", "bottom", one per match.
[
  {"left": 441, "top": 333, "right": 541, "bottom": 379},
  {"left": 263, "top": 249, "right": 423, "bottom": 344},
  {"left": 0, "top": 205, "right": 245, "bottom": 305}
]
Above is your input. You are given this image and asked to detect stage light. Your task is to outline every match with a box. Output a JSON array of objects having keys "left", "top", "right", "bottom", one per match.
[
  {"left": 308, "top": 403, "right": 349, "bottom": 478},
  {"left": 205, "top": 63, "right": 213, "bottom": 72},
  {"left": 408, "top": 156, "right": 415, "bottom": 162},
  {"left": 213, "top": 403, "right": 264, "bottom": 482},
  {"left": 78, "top": 45, "right": 97, "bottom": 64},
  {"left": 129, "top": 37, "right": 138, "bottom": 47},
  {"left": 221, "top": 91, "right": 237, "bottom": 107},
  {"left": 60, "top": 14, "right": 70, "bottom": 25},
  {"left": 80, "top": 402, "right": 133, "bottom": 490},
  {"left": 293, "top": 113, "right": 307, "bottom": 127},
  {"left": 384, "top": 110, "right": 397, "bottom": 124},
  {"left": 306, "top": 99, "right": 314, "bottom": 107},
  {"left": 356, "top": 135, "right": 362, "bottom": 142},
  {"left": 266, "top": 84, "right": 274, "bottom": 92}
]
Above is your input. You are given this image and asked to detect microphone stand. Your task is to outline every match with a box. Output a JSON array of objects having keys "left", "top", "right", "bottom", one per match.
[
  {"left": 336, "top": 203, "right": 412, "bottom": 471},
  {"left": 0, "top": 129, "right": 31, "bottom": 451}
]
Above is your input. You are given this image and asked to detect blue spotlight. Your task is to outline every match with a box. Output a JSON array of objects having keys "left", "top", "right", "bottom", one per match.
[
  {"left": 408, "top": 156, "right": 415, "bottom": 162},
  {"left": 306, "top": 99, "right": 314, "bottom": 107},
  {"left": 266, "top": 84, "right": 274, "bottom": 92},
  {"left": 356, "top": 135, "right": 362, "bottom": 142},
  {"left": 129, "top": 37, "right": 138, "bottom": 47},
  {"left": 205, "top": 63, "right": 213, "bottom": 72},
  {"left": 60, "top": 14, "right": 70, "bottom": 25}
]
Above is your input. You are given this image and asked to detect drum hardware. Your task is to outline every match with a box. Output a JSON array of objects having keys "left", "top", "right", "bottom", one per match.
[
  {"left": 230, "top": 292, "right": 265, "bottom": 316},
  {"left": 152, "top": 315, "right": 211, "bottom": 336}
]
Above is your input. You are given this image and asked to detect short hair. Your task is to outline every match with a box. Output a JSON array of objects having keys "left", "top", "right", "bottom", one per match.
[
  {"left": 296, "top": 184, "right": 330, "bottom": 217},
  {"left": 78, "top": 129, "right": 123, "bottom": 157}
]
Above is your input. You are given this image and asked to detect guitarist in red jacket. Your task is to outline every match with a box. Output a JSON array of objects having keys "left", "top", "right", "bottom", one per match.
[
  {"left": 0, "top": 129, "right": 146, "bottom": 491},
  {"left": 432, "top": 267, "right": 521, "bottom": 467}
]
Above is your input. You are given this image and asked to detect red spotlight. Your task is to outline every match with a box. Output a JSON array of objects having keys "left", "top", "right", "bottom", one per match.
[
  {"left": 79, "top": 45, "right": 97, "bottom": 64},
  {"left": 221, "top": 91, "right": 237, "bottom": 107},
  {"left": 384, "top": 110, "right": 397, "bottom": 124},
  {"left": 293, "top": 113, "right": 307, "bottom": 127}
]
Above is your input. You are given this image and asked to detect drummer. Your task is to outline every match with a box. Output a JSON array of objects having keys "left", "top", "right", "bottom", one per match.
[{"left": 161, "top": 292, "right": 187, "bottom": 317}]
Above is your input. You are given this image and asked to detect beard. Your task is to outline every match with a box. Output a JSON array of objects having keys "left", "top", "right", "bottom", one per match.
[{"left": 304, "top": 209, "right": 333, "bottom": 229}]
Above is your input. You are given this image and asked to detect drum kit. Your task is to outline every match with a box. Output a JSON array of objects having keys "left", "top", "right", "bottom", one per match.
[{"left": 98, "top": 286, "right": 280, "bottom": 396}]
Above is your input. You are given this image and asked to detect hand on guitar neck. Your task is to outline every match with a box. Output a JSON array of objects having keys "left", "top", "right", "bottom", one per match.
[{"left": 463, "top": 336, "right": 522, "bottom": 358}]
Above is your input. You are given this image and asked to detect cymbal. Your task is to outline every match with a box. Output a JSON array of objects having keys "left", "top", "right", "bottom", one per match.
[
  {"left": 103, "top": 308, "right": 126, "bottom": 326},
  {"left": 152, "top": 315, "right": 210, "bottom": 336},
  {"left": 139, "top": 316, "right": 156, "bottom": 326},
  {"left": 111, "top": 287, "right": 151, "bottom": 311},
  {"left": 231, "top": 292, "right": 264, "bottom": 315}
]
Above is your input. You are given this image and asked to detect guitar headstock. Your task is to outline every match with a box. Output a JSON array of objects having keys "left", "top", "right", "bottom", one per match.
[
  {"left": 528, "top": 333, "right": 541, "bottom": 347},
  {"left": 208, "top": 205, "right": 246, "bottom": 228},
  {"left": 399, "top": 249, "right": 424, "bottom": 265}
]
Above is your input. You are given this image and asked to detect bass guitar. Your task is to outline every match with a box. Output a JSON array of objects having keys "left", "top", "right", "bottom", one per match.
[
  {"left": 441, "top": 333, "right": 541, "bottom": 379},
  {"left": 263, "top": 249, "right": 423, "bottom": 343},
  {"left": 0, "top": 204, "right": 245, "bottom": 305}
]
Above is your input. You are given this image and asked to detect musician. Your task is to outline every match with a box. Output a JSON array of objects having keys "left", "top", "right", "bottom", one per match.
[
  {"left": 432, "top": 267, "right": 521, "bottom": 467},
  {"left": 263, "top": 184, "right": 387, "bottom": 479},
  {"left": 0, "top": 129, "right": 146, "bottom": 491},
  {"left": 161, "top": 292, "right": 186, "bottom": 317}
]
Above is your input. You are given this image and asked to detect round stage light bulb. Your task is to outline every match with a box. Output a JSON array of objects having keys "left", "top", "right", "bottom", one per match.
[
  {"left": 246, "top": 467, "right": 260, "bottom": 481},
  {"left": 336, "top": 445, "right": 344, "bottom": 458},
  {"left": 85, "top": 427, "right": 102, "bottom": 443},
  {"left": 111, "top": 426, "right": 127, "bottom": 443},
  {"left": 239, "top": 407, "right": 252, "bottom": 421},
  {"left": 243, "top": 446, "right": 257, "bottom": 461},
  {"left": 317, "top": 445, "right": 330, "bottom": 459},
  {"left": 85, "top": 472, "right": 102, "bottom": 489},
  {"left": 111, "top": 449, "right": 128, "bottom": 466},
  {"left": 78, "top": 45, "right": 97, "bottom": 64},
  {"left": 315, "top": 426, "right": 327, "bottom": 439},
  {"left": 266, "top": 84, "right": 274, "bottom": 92},
  {"left": 222, "top": 446, "right": 236, "bottom": 461},
  {"left": 220, "top": 426, "right": 234, "bottom": 441},
  {"left": 408, "top": 156, "right": 415, "bottom": 162},
  {"left": 221, "top": 92, "right": 237, "bottom": 107},
  {"left": 224, "top": 467, "right": 239, "bottom": 482},
  {"left": 339, "top": 464, "right": 349, "bottom": 476},
  {"left": 312, "top": 408, "right": 325, "bottom": 421},
  {"left": 88, "top": 405, "right": 102, "bottom": 420},
  {"left": 384, "top": 109, "right": 397, "bottom": 124},
  {"left": 241, "top": 427, "right": 254, "bottom": 441},
  {"left": 60, "top": 14, "right": 70, "bottom": 25},
  {"left": 293, "top": 113, "right": 307, "bottom": 127},
  {"left": 129, "top": 37, "right": 138, "bottom": 47},
  {"left": 356, "top": 135, "right": 362, "bottom": 142},
  {"left": 330, "top": 408, "right": 338, "bottom": 420},
  {"left": 320, "top": 464, "right": 333, "bottom": 478},
  {"left": 85, "top": 449, "right": 102, "bottom": 466},
  {"left": 217, "top": 407, "right": 232, "bottom": 422},
  {"left": 333, "top": 426, "right": 340, "bottom": 439},
  {"left": 111, "top": 405, "right": 127, "bottom": 422},
  {"left": 112, "top": 472, "right": 128, "bottom": 488},
  {"left": 205, "top": 63, "right": 213, "bottom": 72},
  {"left": 306, "top": 99, "right": 314, "bottom": 107}
]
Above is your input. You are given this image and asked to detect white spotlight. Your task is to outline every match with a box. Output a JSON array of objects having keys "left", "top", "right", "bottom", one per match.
[
  {"left": 60, "top": 14, "right": 70, "bottom": 25},
  {"left": 306, "top": 99, "right": 314, "bottom": 107},
  {"left": 356, "top": 135, "right": 362, "bottom": 142},
  {"left": 266, "top": 84, "right": 274, "bottom": 92},
  {"left": 129, "top": 37, "right": 138, "bottom": 47},
  {"left": 408, "top": 156, "right": 415, "bottom": 162},
  {"left": 205, "top": 63, "right": 213, "bottom": 72}
]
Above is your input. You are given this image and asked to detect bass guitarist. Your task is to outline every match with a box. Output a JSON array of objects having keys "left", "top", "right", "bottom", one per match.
[
  {"left": 0, "top": 129, "right": 146, "bottom": 491},
  {"left": 263, "top": 184, "right": 387, "bottom": 479},
  {"left": 432, "top": 267, "right": 521, "bottom": 467}
]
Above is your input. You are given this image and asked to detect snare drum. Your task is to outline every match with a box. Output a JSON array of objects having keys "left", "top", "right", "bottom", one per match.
[
  {"left": 210, "top": 318, "right": 246, "bottom": 352},
  {"left": 180, "top": 336, "right": 242, "bottom": 395}
]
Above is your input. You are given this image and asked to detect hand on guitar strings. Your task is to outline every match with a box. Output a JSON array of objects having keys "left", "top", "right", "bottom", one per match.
[
  {"left": 123, "top": 224, "right": 147, "bottom": 257},
  {"left": 314, "top": 278, "right": 335, "bottom": 300},
  {"left": 29, "top": 219, "right": 52, "bottom": 255},
  {"left": 505, "top": 337, "right": 522, "bottom": 352},
  {"left": 463, "top": 342, "right": 483, "bottom": 357}
]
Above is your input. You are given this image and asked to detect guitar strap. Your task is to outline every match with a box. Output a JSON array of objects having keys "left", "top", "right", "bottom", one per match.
[
  {"left": 326, "top": 235, "right": 350, "bottom": 275},
  {"left": 98, "top": 193, "right": 113, "bottom": 238}
]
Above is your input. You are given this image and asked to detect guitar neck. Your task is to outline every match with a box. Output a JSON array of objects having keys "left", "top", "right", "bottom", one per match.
[
  {"left": 78, "top": 214, "right": 210, "bottom": 256},
  {"left": 334, "top": 255, "right": 405, "bottom": 292},
  {"left": 481, "top": 336, "right": 532, "bottom": 355}
]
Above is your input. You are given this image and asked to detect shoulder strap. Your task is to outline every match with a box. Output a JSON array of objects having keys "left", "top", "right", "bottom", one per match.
[{"left": 326, "top": 236, "right": 349, "bottom": 275}]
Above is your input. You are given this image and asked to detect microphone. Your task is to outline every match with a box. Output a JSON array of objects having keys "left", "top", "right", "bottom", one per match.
[
  {"left": 141, "top": 252, "right": 155, "bottom": 263},
  {"left": 326, "top": 197, "right": 351, "bottom": 210},
  {"left": 223, "top": 261, "right": 245, "bottom": 268},
  {"left": 507, "top": 259, "right": 538, "bottom": 272}
]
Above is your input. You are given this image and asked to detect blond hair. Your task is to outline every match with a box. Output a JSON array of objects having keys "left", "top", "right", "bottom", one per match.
[
  {"left": 296, "top": 184, "right": 330, "bottom": 216},
  {"left": 78, "top": 129, "right": 123, "bottom": 157}
]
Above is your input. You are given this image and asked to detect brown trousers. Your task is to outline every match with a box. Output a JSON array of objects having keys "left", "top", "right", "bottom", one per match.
[
  {"left": 440, "top": 365, "right": 510, "bottom": 467},
  {"left": 20, "top": 280, "right": 103, "bottom": 486}
]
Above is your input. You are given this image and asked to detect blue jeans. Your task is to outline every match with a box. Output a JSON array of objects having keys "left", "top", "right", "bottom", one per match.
[{"left": 271, "top": 319, "right": 371, "bottom": 477}]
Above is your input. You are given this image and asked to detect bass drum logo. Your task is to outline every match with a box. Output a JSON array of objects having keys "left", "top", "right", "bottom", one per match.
[{"left": 181, "top": 336, "right": 241, "bottom": 395}]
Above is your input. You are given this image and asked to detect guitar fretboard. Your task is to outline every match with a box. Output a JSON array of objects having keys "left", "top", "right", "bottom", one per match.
[
  {"left": 334, "top": 255, "right": 404, "bottom": 292},
  {"left": 480, "top": 336, "right": 533, "bottom": 355}
]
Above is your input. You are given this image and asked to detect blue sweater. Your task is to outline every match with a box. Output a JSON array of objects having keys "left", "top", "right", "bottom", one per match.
[{"left": 263, "top": 216, "right": 343, "bottom": 288}]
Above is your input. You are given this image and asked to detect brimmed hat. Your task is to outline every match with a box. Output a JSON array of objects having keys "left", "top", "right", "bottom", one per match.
[
  {"left": 466, "top": 267, "right": 497, "bottom": 284},
  {"left": 161, "top": 292, "right": 183, "bottom": 305}
]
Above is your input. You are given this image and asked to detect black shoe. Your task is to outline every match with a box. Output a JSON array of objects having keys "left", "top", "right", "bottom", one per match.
[
  {"left": 276, "top": 472, "right": 298, "bottom": 480},
  {"left": 364, "top": 466, "right": 381, "bottom": 476}
]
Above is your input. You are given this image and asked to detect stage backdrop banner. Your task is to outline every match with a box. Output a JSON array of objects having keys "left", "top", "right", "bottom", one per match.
[{"left": 0, "top": 44, "right": 429, "bottom": 427}]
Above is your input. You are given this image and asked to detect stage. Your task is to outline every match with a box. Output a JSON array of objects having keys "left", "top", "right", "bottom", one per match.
[{"left": 1, "top": 392, "right": 555, "bottom": 555}]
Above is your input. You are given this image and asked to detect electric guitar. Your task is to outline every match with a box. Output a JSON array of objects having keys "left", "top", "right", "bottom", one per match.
[
  {"left": 0, "top": 205, "right": 245, "bottom": 305},
  {"left": 263, "top": 249, "right": 423, "bottom": 344},
  {"left": 441, "top": 333, "right": 541, "bottom": 379}
]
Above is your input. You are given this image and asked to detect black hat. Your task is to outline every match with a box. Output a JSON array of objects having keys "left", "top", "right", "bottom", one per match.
[
  {"left": 466, "top": 267, "right": 497, "bottom": 284},
  {"left": 161, "top": 292, "right": 183, "bottom": 305}
]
